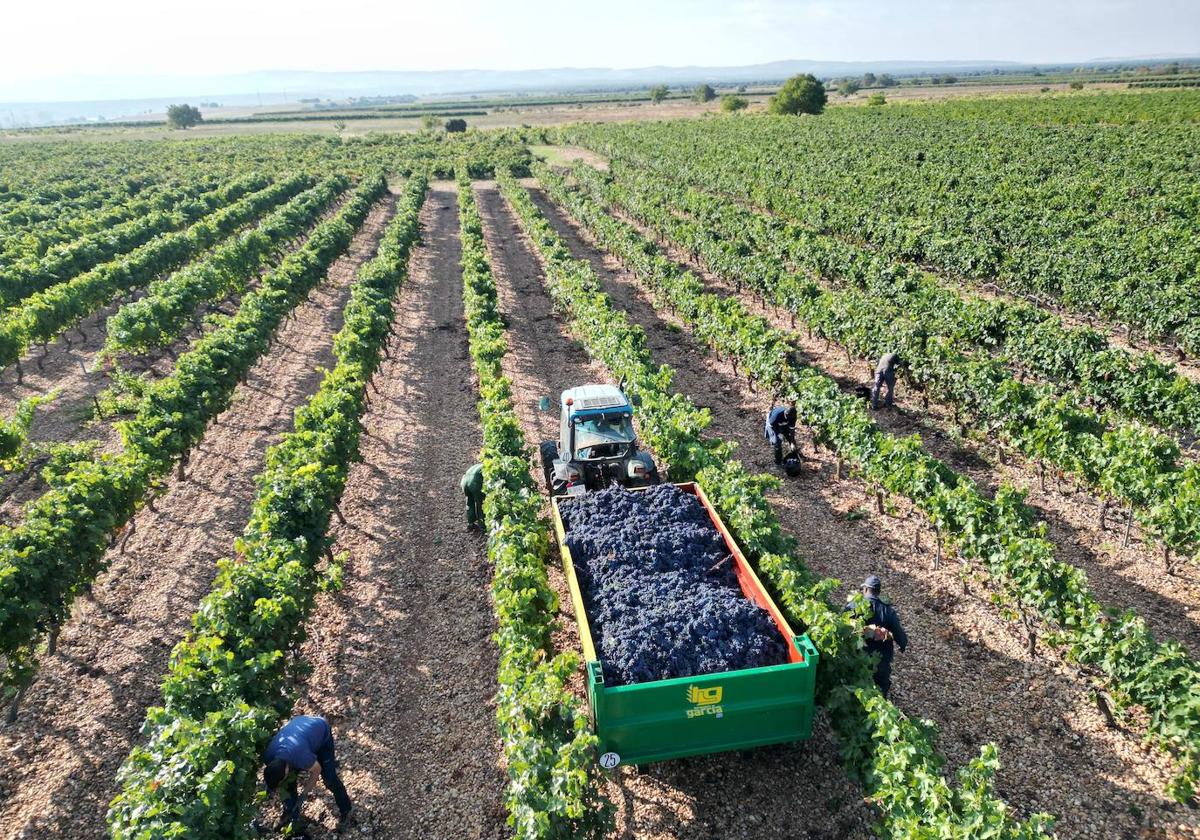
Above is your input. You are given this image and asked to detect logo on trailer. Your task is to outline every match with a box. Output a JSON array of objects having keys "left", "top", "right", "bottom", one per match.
[
  {"left": 686, "top": 685, "right": 724, "bottom": 719},
  {"left": 687, "top": 685, "right": 722, "bottom": 705}
]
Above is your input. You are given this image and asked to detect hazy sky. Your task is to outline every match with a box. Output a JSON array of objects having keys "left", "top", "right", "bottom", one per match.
[{"left": 5, "top": 0, "right": 1197, "bottom": 84}]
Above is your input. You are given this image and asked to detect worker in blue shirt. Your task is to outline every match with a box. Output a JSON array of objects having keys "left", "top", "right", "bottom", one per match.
[
  {"left": 763, "top": 399, "right": 798, "bottom": 465},
  {"left": 263, "top": 715, "right": 353, "bottom": 832},
  {"left": 845, "top": 575, "right": 909, "bottom": 698}
]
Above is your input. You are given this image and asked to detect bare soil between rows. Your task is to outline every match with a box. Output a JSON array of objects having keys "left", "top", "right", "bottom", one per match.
[
  {"left": 523, "top": 184, "right": 1200, "bottom": 840},
  {"left": 477, "top": 180, "right": 873, "bottom": 840},
  {"left": 279, "top": 183, "right": 507, "bottom": 840},
  {"left": 0, "top": 194, "right": 398, "bottom": 840},
  {"left": 0, "top": 194, "right": 348, "bottom": 521}
]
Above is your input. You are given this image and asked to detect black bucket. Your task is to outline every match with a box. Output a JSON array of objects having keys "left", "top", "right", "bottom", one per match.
[{"left": 781, "top": 451, "right": 803, "bottom": 477}]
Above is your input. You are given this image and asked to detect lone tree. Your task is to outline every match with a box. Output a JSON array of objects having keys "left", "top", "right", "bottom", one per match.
[
  {"left": 838, "top": 79, "right": 862, "bottom": 97},
  {"left": 693, "top": 83, "right": 716, "bottom": 103},
  {"left": 444, "top": 118, "right": 467, "bottom": 133},
  {"left": 768, "top": 74, "right": 827, "bottom": 116},
  {"left": 165, "top": 104, "right": 202, "bottom": 129},
  {"left": 649, "top": 84, "right": 669, "bottom": 104},
  {"left": 721, "top": 94, "right": 749, "bottom": 112}
]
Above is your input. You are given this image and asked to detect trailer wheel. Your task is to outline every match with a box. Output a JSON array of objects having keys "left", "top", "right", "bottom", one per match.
[{"left": 539, "top": 441, "right": 559, "bottom": 492}]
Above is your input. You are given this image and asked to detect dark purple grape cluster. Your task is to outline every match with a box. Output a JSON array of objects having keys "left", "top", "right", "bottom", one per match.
[{"left": 561, "top": 484, "right": 787, "bottom": 686}]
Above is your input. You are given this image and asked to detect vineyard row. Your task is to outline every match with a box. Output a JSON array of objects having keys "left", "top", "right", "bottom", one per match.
[
  {"left": 108, "top": 176, "right": 426, "bottom": 837},
  {"left": 497, "top": 170, "right": 1053, "bottom": 837},
  {"left": 0, "top": 175, "right": 386, "bottom": 718},
  {"left": 534, "top": 161, "right": 1200, "bottom": 803}
]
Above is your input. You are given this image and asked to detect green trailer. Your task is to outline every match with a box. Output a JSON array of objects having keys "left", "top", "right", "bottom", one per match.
[{"left": 551, "top": 481, "right": 819, "bottom": 768}]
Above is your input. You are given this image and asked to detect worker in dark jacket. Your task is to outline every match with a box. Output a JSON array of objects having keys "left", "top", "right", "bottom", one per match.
[
  {"left": 263, "top": 715, "right": 353, "bottom": 832},
  {"left": 845, "top": 575, "right": 909, "bottom": 698},
  {"left": 461, "top": 463, "right": 485, "bottom": 530},
  {"left": 872, "top": 352, "right": 902, "bottom": 410},
  {"left": 763, "top": 400, "right": 798, "bottom": 465}
]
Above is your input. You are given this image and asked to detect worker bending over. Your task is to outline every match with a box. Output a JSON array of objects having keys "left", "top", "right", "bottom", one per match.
[
  {"left": 263, "top": 715, "right": 353, "bottom": 833},
  {"left": 872, "top": 352, "right": 902, "bottom": 410},
  {"left": 461, "top": 462, "right": 485, "bottom": 531},
  {"left": 764, "top": 399, "right": 798, "bottom": 465},
  {"left": 845, "top": 575, "right": 909, "bottom": 698}
]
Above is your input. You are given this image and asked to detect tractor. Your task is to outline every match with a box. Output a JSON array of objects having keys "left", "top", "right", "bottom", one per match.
[{"left": 540, "top": 384, "right": 660, "bottom": 496}]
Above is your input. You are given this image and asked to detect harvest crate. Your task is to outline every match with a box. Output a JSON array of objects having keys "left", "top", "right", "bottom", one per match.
[{"left": 551, "top": 481, "right": 819, "bottom": 768}]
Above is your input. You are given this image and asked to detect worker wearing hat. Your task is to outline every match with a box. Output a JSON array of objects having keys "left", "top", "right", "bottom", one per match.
[{"left": 845, "top": 574, "right": 909, "bottom": 698}]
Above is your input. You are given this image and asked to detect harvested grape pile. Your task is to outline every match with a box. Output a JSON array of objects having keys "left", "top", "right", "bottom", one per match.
[{"left": 560, "top": 483, "right": 787, "bottom": 685}]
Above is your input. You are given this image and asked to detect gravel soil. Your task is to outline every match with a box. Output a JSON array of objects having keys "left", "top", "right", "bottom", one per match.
[
  {"left": 476, "top": 180, "right": 873, "bottom": 840},
  {"left": 525, "top": 185, "right": 1200, "bottom": 840},
  {"left": 280, "top": 183, "right": 508, "bottom": 840},
  {"left": 0, "top": 194, "right": 398, "bottom": 840}
]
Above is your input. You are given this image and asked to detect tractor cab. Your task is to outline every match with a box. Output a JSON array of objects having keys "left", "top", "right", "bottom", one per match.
[{"left": 540, "top": 384, "right": 659, "bottom": 496}]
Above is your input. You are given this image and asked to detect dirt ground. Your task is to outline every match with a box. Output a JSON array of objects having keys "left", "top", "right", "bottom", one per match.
[
  {"left": 475, "top": 179, "right": 873, "bottom": 840},
  {"left": 0, "top": 194, "right": 398, "bottom": 840},
  {"left": 528, "top": 144, "right": 610, "bottom": 171},
  {"left": 279, "top": 183, "right": 508, "bottom": 840},
  {"left": 522, "top": 184, "right": 1200, "bottom": 840}
]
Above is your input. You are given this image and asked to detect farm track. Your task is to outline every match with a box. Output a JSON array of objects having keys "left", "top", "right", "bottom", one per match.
[
  {"left": 599, "top": 200, "right": 1200, "bottom": 662},
  {"left": 0, "top": 194, "right": 398, "bottom": 840},
  {"left": 286, "top": 183, "right": 508, "bottom": 840},
  {"left": 524, "top": 185, "right": 1200, "bottom": 839},
  {"left": 477, "top": 179, "right": 872, "bottom": 840}
]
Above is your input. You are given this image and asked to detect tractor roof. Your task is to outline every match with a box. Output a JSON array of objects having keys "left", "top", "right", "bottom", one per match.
[{"left": 561, "top": 384, "right": 630, "bottom": 413}]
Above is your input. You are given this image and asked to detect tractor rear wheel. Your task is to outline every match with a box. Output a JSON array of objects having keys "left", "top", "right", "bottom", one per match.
[{"left": 539, "top": 441, "right": 559, "bottom": 493}]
